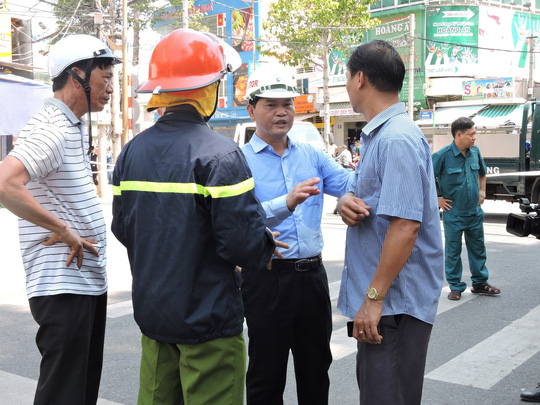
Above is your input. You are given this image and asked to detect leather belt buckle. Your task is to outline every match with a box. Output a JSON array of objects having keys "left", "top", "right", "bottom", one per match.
[{"left": 295, "top": 259, "right": 311, "bottom": 272}]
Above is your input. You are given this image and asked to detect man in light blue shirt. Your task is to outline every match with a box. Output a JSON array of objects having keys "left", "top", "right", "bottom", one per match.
[
  {"left": 337, "top": 40, "right": 444, "bottom": 404},
  {"left": 240, "top": 64, "right": 352, "bottom": 405}
]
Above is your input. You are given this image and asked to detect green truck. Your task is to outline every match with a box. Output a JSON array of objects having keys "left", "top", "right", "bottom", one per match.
[
  {"left": 425, "top": 101, "right": 540, "bottom": 238},
  {"left": 429, "top": 101, "right": 540, "bottom": 203}
]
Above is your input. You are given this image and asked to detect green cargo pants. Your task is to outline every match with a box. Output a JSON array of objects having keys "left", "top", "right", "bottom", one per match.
[{"left": 138, "top": 333, "right": 246, "bottom": 405}]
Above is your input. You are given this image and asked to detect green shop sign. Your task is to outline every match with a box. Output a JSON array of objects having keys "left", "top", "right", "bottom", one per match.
[{"left": 425, "top": 5, "right": 479, "bottom": 77}]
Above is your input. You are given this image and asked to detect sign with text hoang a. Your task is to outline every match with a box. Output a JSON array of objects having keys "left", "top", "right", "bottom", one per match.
[
  {"left": 425, "top": 5, "right": 479, "bottom": 77},
  {"left": 462, "top": 78, "right": 514, "bottom": 100}
]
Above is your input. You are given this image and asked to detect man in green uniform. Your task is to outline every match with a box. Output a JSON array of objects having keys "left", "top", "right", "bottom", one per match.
[{"left": 432, "top": 117, "right": 501, "bottom": 301}]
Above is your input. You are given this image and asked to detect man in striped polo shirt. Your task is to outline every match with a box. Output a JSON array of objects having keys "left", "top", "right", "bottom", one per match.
[
  {"left": 338, "top": 40, "right": 444, "bottom": 404},
  {"left": 0, "top": 35, "right": 121, "bottom": 404}
]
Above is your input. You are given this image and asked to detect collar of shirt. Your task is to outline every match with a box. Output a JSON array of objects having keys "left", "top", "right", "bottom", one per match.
[
  {"left": 361, "top": 102, "right": 407, "bottom": 139},
  {"left": 45, "top": 97, "right": 82, "bottom": 128},
  {"left": 250, "top": 133, "right": 293, "bottom": 156},
  {"left": 451, "top": 141, "right": 466, "bottom": 157}
]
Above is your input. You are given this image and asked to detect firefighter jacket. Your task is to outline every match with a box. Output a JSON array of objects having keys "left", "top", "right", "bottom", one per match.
[{"left": 111, "top": 110, "right": 276, "bottom": 344}]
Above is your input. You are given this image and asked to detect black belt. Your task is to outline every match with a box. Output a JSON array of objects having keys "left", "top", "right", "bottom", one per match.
[{"left": 272, "top": 254, "right": 323, "bottom": 272}]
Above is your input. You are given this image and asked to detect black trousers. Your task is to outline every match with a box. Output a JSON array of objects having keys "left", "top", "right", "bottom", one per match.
[
  {"left": 242, "top": 262, "right": 332, "bottom": 405},
  {"left": 356, "top": 314, "right": 433, "bottom": 405},
  {"left": 29, "top": 293, "right": 107, "bottom": 405}
]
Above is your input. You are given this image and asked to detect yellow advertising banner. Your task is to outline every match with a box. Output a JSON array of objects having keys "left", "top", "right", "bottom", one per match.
[{"left": 0, "top": 1, "right": 11, "bottom": 62}]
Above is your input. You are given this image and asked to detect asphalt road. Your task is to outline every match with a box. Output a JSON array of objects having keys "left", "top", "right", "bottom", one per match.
[{"left": 1, "top": 192, "right": 539, "bottom": 404}]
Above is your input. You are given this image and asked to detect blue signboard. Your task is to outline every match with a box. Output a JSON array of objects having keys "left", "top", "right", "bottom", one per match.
[{"left": 419, "top": 110, "right": 433, "bottom": 120}]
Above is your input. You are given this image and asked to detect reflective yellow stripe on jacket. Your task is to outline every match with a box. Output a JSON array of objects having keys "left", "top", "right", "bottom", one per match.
[{"left": 112, "top": 177, "right": 254, "bottom": 198}]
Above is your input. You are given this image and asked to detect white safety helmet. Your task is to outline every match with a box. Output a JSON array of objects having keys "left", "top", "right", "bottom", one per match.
[
  {"left": 47, "top": 34, "right": 121, "bottom": 155},
  {"left": 244, "top": 64, "right": 300, "bottom": 101},
  {"left": 48, "top": 34, "right": 121, "bottom": 79}
]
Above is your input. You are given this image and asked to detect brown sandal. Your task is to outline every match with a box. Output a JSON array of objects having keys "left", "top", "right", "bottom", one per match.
[
  {"left": 471, "top": 284, "right": 501, "bottom": 295},
  {"left": 448, "top": 290, "right": 462, "bottom": 300}
]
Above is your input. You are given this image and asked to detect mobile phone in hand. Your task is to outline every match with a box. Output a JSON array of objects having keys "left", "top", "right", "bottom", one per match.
[{"left": 347, "top": 321, "right": 354, "bottom": 337}]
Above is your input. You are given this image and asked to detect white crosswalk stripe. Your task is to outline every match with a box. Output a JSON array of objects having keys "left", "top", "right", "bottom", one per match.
[
  {"left": 329, "top": 285, "right": 481, "bottom": 361},
  {"left": 107, "top": 299, "right": 134, "bottom": 319},
  {"left": 0, "top": 370, "right": 123, "bottom": 405},
  {"left": 425, "top": 304, "right": 540, "bottom": 389}
]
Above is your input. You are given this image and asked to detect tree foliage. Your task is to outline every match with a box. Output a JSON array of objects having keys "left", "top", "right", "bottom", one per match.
[
  {"left": 261, "top": 0, "right": 379, "bottom": 69},
  {"left": 48, "top": 0, "right": 205, "bottom": 49}
]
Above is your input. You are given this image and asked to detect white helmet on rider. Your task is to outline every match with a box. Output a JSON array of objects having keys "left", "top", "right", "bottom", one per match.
[
  {"left": 48, "top": 34, "right": 121, "bottom": 79},
  {"left": 48, "top": 34, "right": 122, "bottom": 155},
  {"left": 244, "top": 64, "right": 300, "bottom": 101}
]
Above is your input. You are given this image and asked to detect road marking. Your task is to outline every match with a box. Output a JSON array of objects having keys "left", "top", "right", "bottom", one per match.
[
  {"left": 425, "top": 304, "right": 540, "bottom": 389},
  {"left": 106, "top": 280, "right": 344, "bottom": 320},
  {"left": 329, "top": 285, "right": 479, "bottom": 361},
  {"left": 331, "top": 326, "right": 357, "bottom": 361},
  {"left": 107, "top": 300, "right": 134, "bottom": 319},
  {"left": 0, "top": 370, "right": 123, "bottom": 404},
  {"left": 329, "top": 280, "right": 341, "bottom": 301}
]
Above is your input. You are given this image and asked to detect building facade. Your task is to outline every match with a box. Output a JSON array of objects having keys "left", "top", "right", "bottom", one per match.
[{"left": 317, "top": 0, "right": 540, "bottom": 148}]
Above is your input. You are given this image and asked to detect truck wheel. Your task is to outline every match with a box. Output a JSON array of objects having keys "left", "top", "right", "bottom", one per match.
[{"left": 531, "top": 178, "right": 540, "bottom": 203}]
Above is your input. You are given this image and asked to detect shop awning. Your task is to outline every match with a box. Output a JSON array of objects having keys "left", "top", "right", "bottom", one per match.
[
  {"left": 472, "top": 104, "right": 527, "bottom": 127},
  {"left": 433, "top": 105, "right": 487, "bottom": 126},
  {"left": 324, "top": 102, "right": 361, "bottom": 117}
]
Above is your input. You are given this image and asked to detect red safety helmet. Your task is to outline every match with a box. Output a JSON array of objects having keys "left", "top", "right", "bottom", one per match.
[{"left": 137, "top": 28, "right": 231, "bottom": 94}]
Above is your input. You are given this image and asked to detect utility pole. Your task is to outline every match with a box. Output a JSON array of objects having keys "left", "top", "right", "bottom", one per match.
[
  {"left": 121, "top": 0, "right": 129, "bottom": 147},
  {"left": 408, "top": 13, "right": 415, "bottom": 119},
  {"left": 183, "top": 0, "right": 189, "bottom": 28},
  {"left": 322, "top": 28, "right": 331, "bottom": 147},
  {"left": 252, "top": 0, "right": 256, "bottom": 69},
  {"left": 528, "top": 35, "right": 536, "bottom": 100},
  {"left": 92, "top": 2, "right": 107, "bottom": 197}
]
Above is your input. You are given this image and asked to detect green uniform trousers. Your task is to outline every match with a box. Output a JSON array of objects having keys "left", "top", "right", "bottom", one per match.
[
  {"left": 138, "top": 333, "right": 246, "bottom": 405},
  {"left": 442, "top": 208, "right": 489, "bottom": 291}
]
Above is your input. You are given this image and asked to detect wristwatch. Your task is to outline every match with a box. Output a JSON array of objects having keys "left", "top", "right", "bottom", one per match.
[{"left": 367, "top": 287, "right": 385, "bottom": 301}]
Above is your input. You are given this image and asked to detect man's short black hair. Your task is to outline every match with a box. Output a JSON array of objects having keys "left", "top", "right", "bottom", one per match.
[
  {"left": 451, "top": 117, "right": 475, "bottom": 138},
  {"left": 347, "top": 40, "right": 405, "bottom": 93},
  {"left": 248, "top": 96, "right": 261, "bottom": 108},
  {"left": 52, "top": 58, "right": 115, "bottom": 92}
]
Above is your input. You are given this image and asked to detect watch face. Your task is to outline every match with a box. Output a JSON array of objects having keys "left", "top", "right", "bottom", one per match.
[{"left": 367, "top": 288, "right": 376, "bottom": 299}]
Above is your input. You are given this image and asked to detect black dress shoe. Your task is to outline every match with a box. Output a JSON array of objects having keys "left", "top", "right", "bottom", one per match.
[{"left": 521, "top": 384, "right": 540, "bottom": 402}]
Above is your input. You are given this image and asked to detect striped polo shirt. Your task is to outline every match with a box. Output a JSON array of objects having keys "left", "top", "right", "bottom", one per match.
[
  {"left": 9, "top": 98, "right": 107, "bottom": 299},
  {"left": 338, "top": 102, "right": 444, "bottom": 325}
]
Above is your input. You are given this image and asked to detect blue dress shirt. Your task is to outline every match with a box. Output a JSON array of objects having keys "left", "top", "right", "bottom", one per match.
[
  {"left": 242, "top": 134, "right": 352, "bottom": 259},
  {"left": 337, "top": 103, "right": 444, "bottom": 325}
]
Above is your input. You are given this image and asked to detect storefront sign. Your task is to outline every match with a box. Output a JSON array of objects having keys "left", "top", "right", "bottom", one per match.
[
  {"left": 294, "top": 94, "right": 316, "bottom": 114},
  {"left": 462, "top": 78, "right": 513, "bottom": 100},
  {"left": 0, "top": 3, "right": 11, "bottom": 62},
  {"left": 425, "top": 5, "right": 479, "bottom": 77}
]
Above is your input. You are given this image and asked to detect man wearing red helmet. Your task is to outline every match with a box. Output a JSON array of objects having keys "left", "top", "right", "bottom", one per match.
[
  {"left": 0, "top": 34, "right": 121, "bottom": 404},
  {"left": 111, "top": 29, "right": 284, "bottom": 404}
]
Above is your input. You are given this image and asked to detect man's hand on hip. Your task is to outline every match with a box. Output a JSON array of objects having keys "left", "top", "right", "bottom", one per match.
[
  {"left": 43, "top": 228, "right": 99, "bottom": 269},
  {"left": 438, "top": 197, "right": 452, "bottom": 211}
]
